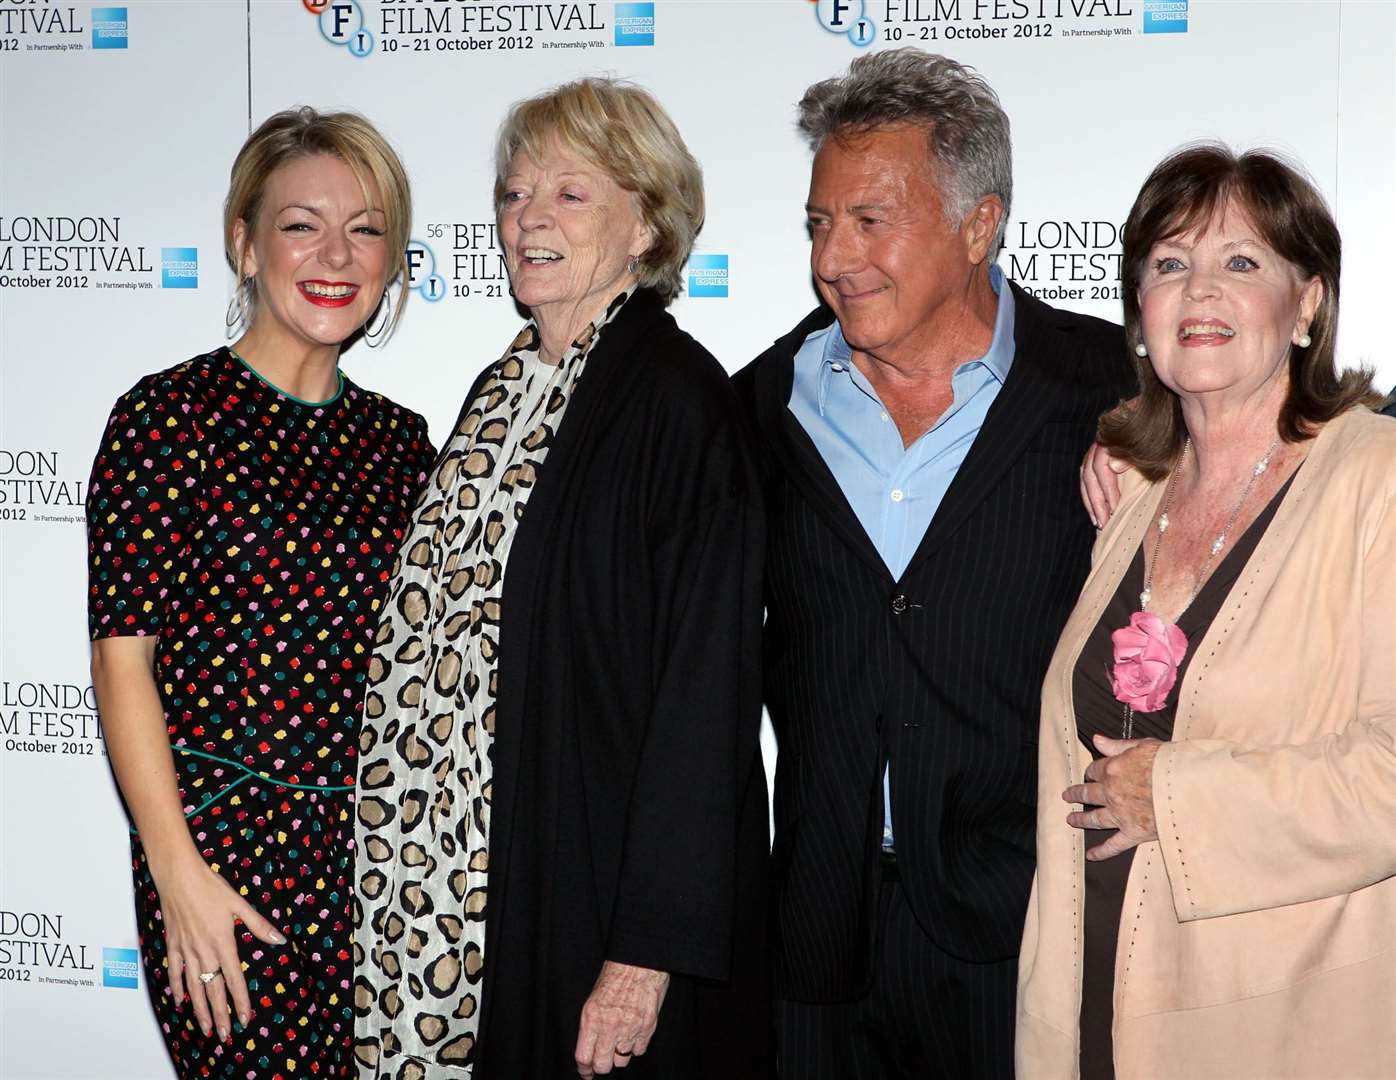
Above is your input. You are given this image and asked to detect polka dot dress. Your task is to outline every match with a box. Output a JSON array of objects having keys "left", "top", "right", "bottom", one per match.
[{"left": 86, "top": 347, "right": 434, "bottom": 1078}]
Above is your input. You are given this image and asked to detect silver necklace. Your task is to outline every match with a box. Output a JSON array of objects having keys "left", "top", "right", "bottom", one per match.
[{"left": 1122, "top": 434, "right": 1281, "bottom": 738}]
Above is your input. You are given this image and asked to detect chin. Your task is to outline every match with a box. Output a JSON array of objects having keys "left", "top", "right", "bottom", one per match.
[
  {"left": 835, "top": 312, "right": 894, "bottom": 354},
  {"left": 297, "top": 317, "right": 365, "bottom": 348}
]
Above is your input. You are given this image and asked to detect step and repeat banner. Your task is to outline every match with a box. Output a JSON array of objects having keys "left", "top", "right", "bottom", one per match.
[{"left": 2, "top": 1, "right": 1393, "bottom": 1076}]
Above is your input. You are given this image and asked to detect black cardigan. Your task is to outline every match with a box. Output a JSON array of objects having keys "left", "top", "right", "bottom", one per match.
[{"left": 460, "top": 290, "right": 769, "bottom": 1078}]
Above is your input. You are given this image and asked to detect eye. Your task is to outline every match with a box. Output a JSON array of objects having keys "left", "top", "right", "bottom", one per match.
[
  {"left": 280, "top": 222, "right": 314, "bottom": 233},
  {"left": 1153, "top": 256, "right": 1185, "bottom": 273},
  {"left": 500, "top": 190, "right": 525, "bottom": 204},
  {"left": 860, "top": 215, "right": 883, "bottom": 227},
  {"left": 1226, "top": 254, "right": 1259, "bottom": 271},
  {"left": 354, "top": 225, "right": 386, "bottom": 237},
  {"left": 560, "top": 191, "right": 583, "bottom": 203}
]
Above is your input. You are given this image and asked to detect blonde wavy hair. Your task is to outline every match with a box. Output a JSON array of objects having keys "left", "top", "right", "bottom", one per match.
[
  {"left": 224, "top": 107, "right": 413, "bottom": 336},
  {"left": 493, "top": 77, "right": 705, "bottom": 303}
]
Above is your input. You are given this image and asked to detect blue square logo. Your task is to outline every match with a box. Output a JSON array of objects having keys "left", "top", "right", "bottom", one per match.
[
  {"left": 1143, "top": 0, "right": 1187, "bottom": 33},
  {"left": 92, "top": 7, "right": 129, "bottom": 49},
  {"left": 103, "top": 947, "right": 139, "bottom": 989},
  {"left": 687, "top": 254, "right": 729, "bottom": 298},
  {"left": 161, "top": 248, "right": 198, "bottom": 289},
  {"left": 614, "top": 3, "right": 654, "bottom": 47}
]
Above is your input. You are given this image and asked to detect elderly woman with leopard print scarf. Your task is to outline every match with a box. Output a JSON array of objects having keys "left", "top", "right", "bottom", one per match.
[{"left": 352, "top": 78, "right": 768, "bottom": 1080}]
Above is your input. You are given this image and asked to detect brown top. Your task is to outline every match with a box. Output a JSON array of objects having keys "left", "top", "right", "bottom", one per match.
[{"left": 1071, "top": 472, "right": 1296, "bottom": 1080}]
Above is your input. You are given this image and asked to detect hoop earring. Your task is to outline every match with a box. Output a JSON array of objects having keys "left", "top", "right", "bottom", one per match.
[
  {"left": 225, "top": 277, "right": 252, "bottom": 337},
  {"left": 364, "top": 287, "right": 393, "bottom": 348}
]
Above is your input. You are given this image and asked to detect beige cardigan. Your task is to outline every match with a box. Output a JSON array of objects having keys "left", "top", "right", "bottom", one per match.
[{"left": 1017, "top": 407, "right": 1396, "bottom": 1079}]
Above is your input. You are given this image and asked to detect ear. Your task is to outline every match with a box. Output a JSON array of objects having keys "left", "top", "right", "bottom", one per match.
[
  {"left": 1294, "top": 275, "right": 1323, "bottom": 340},
  {"left": 962, "top": 194, "right": 1004, "bottom": 267},
  {"left": 232, "top": 217, "right": 257, "bottom": 279},
  {"left": 629, "top": 211, "right": 655, "bottom": 261}
]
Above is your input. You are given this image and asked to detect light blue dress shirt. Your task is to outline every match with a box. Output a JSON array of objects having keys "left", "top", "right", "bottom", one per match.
[{"left": 787, "top": 265, "right": 1017, "bottom": 849}]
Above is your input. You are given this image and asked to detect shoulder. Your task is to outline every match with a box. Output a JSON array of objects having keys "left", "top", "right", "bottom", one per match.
[
  {"left": 733, "top": 306, "right": 832, "bottom": 404},
  {"left": 626, "top": 316, "right": 742, "bottom": 430},
  {"left": 1053, "top": 306, "right": 1127, "bottom": 356},
  {"left": 1319, "top": 407, "right": 1396, "bottom": 488},
  {"left": 106, "top": 349, "right": 230, "bottom": 419},
  {"left": 1012, "top": 282, "right": 1123, "bottom": 352},
  {"left": 343, "top": 379, "right": 430, "bottom": 440},
  {"left": 1010, "top": 284, "right": 1133, "bottom": 394}
]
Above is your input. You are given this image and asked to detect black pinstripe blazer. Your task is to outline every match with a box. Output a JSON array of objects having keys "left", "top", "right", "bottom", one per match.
[{"left": 734, "top": 282, "right": 1133, "bottom": 1000}]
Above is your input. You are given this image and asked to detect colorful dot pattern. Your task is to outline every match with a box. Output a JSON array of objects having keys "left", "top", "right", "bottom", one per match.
[{"left": 87, "top": 347, "right": 434, "bottom": 1078}]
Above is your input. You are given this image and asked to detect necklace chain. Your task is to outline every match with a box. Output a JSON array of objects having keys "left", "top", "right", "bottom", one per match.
[{"left": 1121, "top": 434, "right": 1281, "bottom": 739}]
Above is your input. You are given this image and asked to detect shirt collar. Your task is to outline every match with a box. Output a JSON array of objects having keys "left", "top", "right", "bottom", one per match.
[{"left": 816, "top": 263, "right": 1017, "bottom": 414}]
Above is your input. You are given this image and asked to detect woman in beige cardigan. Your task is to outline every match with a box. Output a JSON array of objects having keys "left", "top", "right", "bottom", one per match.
[{"left": 1017, "top": 143, "right": 1396, "bottom": 1080}]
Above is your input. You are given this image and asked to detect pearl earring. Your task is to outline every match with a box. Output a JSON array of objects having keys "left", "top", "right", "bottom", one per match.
[
  {"left": 1296, "top": 333, "right": 1312, "bottom": 348},
  {"left": 1134, "top": 343, "right": 1148, "bottom": 358}
]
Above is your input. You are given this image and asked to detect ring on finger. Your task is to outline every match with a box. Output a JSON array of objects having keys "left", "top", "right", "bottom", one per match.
[{"left": 198, "top": 970, "right": 222, "bottom": 984}]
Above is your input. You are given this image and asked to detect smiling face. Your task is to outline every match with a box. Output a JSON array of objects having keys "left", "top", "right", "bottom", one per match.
[
  {"left": 234, "top": 153, "right": 390, "bottom": 350},
  {"left": 806, "top": 123, "right": 998, "bottom": 363},
  {"left": 1138, "top": 197, "right": 1322, "bottom": 407},
  {"left": 498, "top": 139, "right": 651, "bottom": 335}
]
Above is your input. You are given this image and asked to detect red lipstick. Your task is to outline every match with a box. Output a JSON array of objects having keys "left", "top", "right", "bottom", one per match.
[{"left": 298, "top": 280, "right": 359, "bottom": 308}]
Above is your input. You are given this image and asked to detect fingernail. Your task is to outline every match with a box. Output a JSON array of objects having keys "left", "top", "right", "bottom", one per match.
[
  {"left": 1089, "top": 515, "right": 1098, "bottom": 529},
  {"left": 218, "top": 1027, "right": 229, "bottom": 1042},
  {"left": 271, "top": 932, "right": 286, "bottom": 944},
  {"left": 238, "top": 1013, "right": 249, "bottom": 1027}
]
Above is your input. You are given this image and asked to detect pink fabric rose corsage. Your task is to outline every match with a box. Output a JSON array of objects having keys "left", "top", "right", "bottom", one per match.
[{"left": 1109, "top": 612, "right": 1188, "bottom": 713}]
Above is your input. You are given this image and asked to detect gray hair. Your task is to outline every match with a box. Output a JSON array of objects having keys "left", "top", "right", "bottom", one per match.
[{"left": 797, "top": 48, "right": 1013, "bottom": 252}]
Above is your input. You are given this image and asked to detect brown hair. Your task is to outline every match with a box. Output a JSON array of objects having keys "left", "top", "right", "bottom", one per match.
[
  {"left": 1100, "top": 143, "right": 1379, "bottom": 479},
  {"left": 493, "top": 77, "right": 704, "bottom": 303},
  {"left": 224, "top": 107, "right": 413, "bottom": 336}
]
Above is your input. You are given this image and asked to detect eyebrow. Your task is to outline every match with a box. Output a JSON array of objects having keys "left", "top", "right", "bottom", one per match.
[
  {"left": 1158, "top": 234, "right": 1262, "bottom": 251},
  {"left": 278, "top": 204, "right": 385, "bottom": 217},
  {"left": 805, "top": 201, "right": 892, "bottom": 215},
  {"left": 505, "top": 171, "right": 592, "bottom": 183}
]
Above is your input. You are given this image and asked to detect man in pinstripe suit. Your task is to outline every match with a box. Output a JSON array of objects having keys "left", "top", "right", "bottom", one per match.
[{"left": 733, "top": 50, "right": 1133, "bottom": 1078}]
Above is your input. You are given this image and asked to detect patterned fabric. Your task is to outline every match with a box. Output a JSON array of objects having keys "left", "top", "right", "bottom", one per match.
[
  {"left": 354, "top": 290, "right": 632, "bottom": 1079},
  {"left": 87, "top": 347, "right": 433, "bottom": 1079}
]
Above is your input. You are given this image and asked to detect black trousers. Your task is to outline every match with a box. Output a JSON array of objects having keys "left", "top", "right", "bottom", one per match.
[{"left": 775, "top": 870, "right": 1017, "bottom": 1080}]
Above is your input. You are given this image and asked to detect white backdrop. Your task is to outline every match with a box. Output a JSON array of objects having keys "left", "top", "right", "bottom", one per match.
[{"left": 1, "top": 1, "right": 1392, "bottom": 1076}]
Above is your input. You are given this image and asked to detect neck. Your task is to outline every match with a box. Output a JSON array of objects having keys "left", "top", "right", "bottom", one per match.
[
  {"left": 850, "top": 265, "right": 998, "bottom": 389},
  {"left": 232, "top": 321, "right": 341, "bottom": 402},
  {"left": 1179, "top": 380, "right": 1288, "bottom": 487},
  {"left": 532, "top": 281, "right": 633, "bottom": 365}
]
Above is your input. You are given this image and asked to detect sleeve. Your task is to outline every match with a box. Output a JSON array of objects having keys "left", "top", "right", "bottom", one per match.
[
  {"left": 1151, "top": 476, "right": 1396, "bottom": 920},
  {"left": 85, "top": 377, "right": 200, "bottom": 638},
  {"left": 603, "top": 370, "right": 766, "bottom": 980}
]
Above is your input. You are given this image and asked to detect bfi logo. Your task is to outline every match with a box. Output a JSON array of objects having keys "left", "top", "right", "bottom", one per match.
[
  {"left": 307, "top": 0, "right": 375, "bottom": 57},
  {"left": 814, "top": 0, "right": 876, "bottom": 48}
]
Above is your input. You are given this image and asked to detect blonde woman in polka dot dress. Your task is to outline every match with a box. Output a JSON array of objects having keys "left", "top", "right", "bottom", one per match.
[{"left": 86, "top": 109, "right": 433, "bottom": 1079}]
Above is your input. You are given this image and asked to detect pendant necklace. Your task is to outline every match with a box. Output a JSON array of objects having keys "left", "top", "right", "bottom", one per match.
[{"left": 1117, "top": 434, "right": 1281, "bottom": 738}]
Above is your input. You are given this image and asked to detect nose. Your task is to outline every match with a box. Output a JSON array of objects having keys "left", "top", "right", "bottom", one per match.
[
  {"left": 517, "top": 192, "right": 553, "bottom": 233},
  {"left": 1183, "top": 260, "right": 1222, "bottom": 303},
  {"left": 813, "top": 220, "right": 862, "bottom": 284},
  {"left": 318, "top": 227, "right": 351, "bottom": 271}
]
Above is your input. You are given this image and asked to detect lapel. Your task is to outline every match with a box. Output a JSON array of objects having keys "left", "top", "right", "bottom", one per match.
[
  {"left": 752, "top": 306, "right": 893, "bottom": 583},
  {"left": 899, "top": 283, "right": 1074, "bottom": 579},
  {"left": 1169, "top": 409, "right": 1351, "bottom": 742}
]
